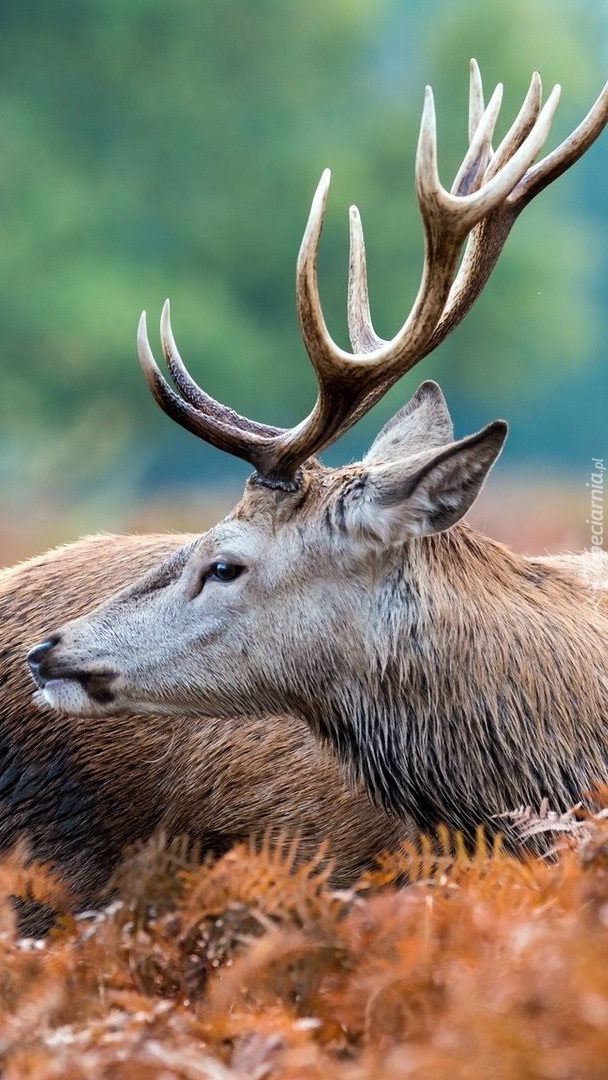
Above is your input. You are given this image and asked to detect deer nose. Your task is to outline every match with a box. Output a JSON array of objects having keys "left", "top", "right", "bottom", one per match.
[{"left": 27, "top": 637, "right": 60, "bottom": 680}]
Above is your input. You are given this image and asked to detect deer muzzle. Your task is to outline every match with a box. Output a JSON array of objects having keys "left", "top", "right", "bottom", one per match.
[{"left": 27, "top": 637, "right": 118, "bottom": 713}]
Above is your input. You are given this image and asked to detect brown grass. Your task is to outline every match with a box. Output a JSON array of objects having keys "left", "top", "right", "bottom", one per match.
[{"left": 1, "top": 799, "right": 608, "bottom": 1078}]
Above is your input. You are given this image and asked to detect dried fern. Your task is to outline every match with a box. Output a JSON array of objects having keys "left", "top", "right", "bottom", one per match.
[{"left": 1, "top": 811, "right": 608, "bottom": 1077}]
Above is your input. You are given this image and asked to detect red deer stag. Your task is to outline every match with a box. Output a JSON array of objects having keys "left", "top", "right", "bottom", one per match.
[{"left": 26, "top": 63, "right": 608, "bottom": 851}]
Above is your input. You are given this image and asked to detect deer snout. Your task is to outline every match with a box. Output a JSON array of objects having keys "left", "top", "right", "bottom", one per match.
[
  {"left": 27, "top": 637, "right": 61, "bottom": 686},
  {"left": 27, "top": 634, "right": 118, "bottom": 714}
]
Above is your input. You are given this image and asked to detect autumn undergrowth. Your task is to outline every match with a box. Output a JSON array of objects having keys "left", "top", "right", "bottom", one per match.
[{"left": 1, "top": 798, "right": 608, "bottom": 1078}]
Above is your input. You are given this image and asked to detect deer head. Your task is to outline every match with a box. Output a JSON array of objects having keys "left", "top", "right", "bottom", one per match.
[{"left": 28, "top": 64, "right": 608, "bottom": 835}]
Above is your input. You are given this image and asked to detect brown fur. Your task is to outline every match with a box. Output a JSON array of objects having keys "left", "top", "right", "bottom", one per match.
[
  {"left": 0, "top": 531, "right": 405, "bottom": 925},
  {"left": 29, "top": 387, "right": 608, "bottom": 849}
]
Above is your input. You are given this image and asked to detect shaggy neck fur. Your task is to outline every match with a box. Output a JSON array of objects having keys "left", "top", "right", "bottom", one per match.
[{"left": 295, "top": 524, "right": 608, "bottom": 837}]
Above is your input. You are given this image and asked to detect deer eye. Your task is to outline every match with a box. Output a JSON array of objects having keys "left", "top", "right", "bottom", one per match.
[
  {"left": 191, "top": 559, "right": 245, "bottom": 600},
  {"left": 207, "top": 560, "right": 244, "bottom": 584}
]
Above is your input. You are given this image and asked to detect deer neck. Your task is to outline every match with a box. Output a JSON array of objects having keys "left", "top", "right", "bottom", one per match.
[{"left": 300, "top": 525, "right": 608, "bottom": 837}]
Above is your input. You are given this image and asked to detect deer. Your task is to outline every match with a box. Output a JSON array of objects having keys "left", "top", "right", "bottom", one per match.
[{"left": 23, "top": 62, "right": 608, "bottom": 870}]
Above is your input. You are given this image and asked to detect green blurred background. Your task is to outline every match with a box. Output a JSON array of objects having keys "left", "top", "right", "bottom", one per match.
[{"left": 1, "top": 0, "right": 606, "bottom": 562}]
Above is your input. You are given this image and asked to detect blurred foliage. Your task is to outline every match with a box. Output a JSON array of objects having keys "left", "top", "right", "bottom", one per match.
[{"left": 0, "top": 0, "right": 606, "bottom": 510}]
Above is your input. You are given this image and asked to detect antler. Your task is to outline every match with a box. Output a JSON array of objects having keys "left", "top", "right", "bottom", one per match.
[
  {"left": 349, "top": 60, "right": 608, "bottom": 364},
  {"left": 138, "top": 61, "right": 608, "bottom": 488}
]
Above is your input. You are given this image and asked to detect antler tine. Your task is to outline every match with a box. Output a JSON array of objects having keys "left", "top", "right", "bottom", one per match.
[
  {"left": 513, "top": 77, "right": 608, "bottom": 207},
  {"left": 485, "top": 71, "right": 542, "bottom": 180},
  {"left": 468, "top": 58, "right": 485, "bottom": 144},
  {"left": 295, "top": 169, "right": 358, "bottom": 382},
  {"left": 451, "top": 79, "right": 503, "bottom": 197},
  {"left": 347, "top": 205, "right": 377, "bottom": 353},
  {"left": 137, "top": 309, "right": 282, "bottom": 470},
  {"left": 158, "top": 301, "right": 281, "bottom": 439}
]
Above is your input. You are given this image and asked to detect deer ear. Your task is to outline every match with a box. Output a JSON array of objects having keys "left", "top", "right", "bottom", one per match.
[
  {"left": 364, "top": 381, "right": 454, "bottom": 464},
  {"left": 353, "top": 420, "right": 508, "bottom": 543}
]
